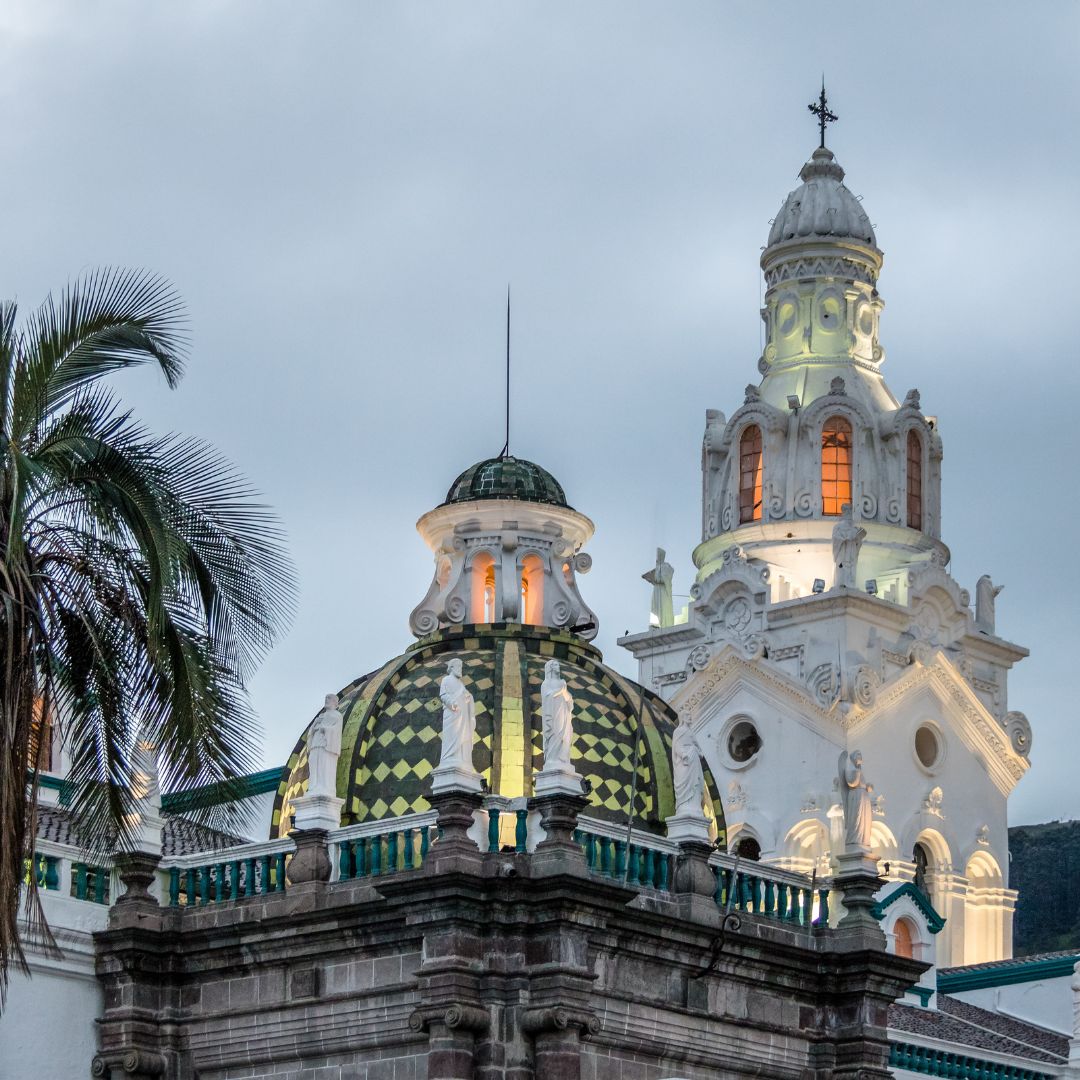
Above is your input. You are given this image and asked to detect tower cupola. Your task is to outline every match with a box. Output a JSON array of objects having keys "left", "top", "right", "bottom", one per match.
[
  {"left": 697, "top": 141, "right": 946, "bottom": 601},
  {"left": 409, "top": 455, "right": 599, "bottom": 639}
]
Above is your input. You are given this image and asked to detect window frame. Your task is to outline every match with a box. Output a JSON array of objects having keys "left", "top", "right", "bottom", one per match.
[
  {"left": 738, "top": 424, "right": 764, "bottom": 524},
  {"left": 821, "top": 414, "right": 854, "bottom": 517}
]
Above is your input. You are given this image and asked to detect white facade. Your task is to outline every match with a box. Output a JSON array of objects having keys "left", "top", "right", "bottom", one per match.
[{"left": 621, "top": 144, "right": 1030, "bottom": 966}]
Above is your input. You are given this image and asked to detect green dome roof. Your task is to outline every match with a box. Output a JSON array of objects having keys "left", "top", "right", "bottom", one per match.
[
  {"left": 271, "top": 624, "right": 724, "bottom": 842},
  {"left": 444, "top": 456, "right": 569, "bottom": 509}
]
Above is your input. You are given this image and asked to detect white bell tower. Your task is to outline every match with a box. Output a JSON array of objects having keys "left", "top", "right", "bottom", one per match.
[{"left": 620, "top": 134, "right": 1031, "bottom": 966}]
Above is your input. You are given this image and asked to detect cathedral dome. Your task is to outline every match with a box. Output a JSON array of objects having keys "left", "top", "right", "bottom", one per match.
[
  {"left": 766, "top": 147, "right": 877, "bottom": 249},
  {"left": 444, "top": 455, "right": 569, "bottom": 509},
  {"left": 271, "top": 623, "right": 725, "bottom": 841}
]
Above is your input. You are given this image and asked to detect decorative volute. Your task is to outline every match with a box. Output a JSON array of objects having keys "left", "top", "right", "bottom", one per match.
[
  {"left": 697, "top": 145, "right": 948, "bottom": 601},
  {"left": 410, "top": 455, "right": 599, "bottom": 639}
]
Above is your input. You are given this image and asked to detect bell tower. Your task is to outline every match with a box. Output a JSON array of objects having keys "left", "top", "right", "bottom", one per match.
[{"left": 621, "top": 116, "right": 1031, "bottom": 966}]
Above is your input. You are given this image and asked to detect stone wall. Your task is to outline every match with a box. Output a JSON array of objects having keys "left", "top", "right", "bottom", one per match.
[{"left": 93, "top": 830, "right": 922, "bottom": 1080}]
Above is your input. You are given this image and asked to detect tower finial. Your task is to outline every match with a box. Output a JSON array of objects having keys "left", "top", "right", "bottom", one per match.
[
  {"left": 808, "top": 80, "right": 838, "bottom": 149},
  {"left": 500, "top": 285, "right": 511, "bottom": 458}
]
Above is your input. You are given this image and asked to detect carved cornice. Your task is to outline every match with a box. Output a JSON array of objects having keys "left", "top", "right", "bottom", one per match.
[
  {"left": 675, "top": 644, "right": 830, "bottom": 725},
  {"left": 851, "top": 652, "right": 1027, "bottom": 791}
]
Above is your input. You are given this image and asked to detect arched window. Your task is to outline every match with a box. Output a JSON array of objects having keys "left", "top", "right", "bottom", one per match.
[
  {"left": 894, "top": 917, "right": 916, "bottom": 959},
  {"left": 520, "top": 554, "right": 544, "bottom": 625},
  {"left": 913, "top": 842, "right": 930, "bottom": 895},
  {"left": 821, "top": 416, "right": 853, "bottom": 516},
  {"left": 739, "top": 425, "right": 764, "bottom": 524},
  {"left": 907, "top": 430, "right": 923, "bottom": 530}
]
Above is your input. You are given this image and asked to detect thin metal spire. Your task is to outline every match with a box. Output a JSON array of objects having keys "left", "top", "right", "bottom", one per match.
[
  {"left": 808, "top": 79, "right": 838, "bottom": 149},
  {"left": 500, "top": 285, "right": 511, "bottom": 458}
]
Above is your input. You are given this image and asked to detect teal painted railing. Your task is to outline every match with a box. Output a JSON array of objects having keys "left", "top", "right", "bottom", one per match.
[
  {"left": 71, "top": 862, "right": 110, "bottom": 904},
  {"left": 575, "top": 829, "right": 673, "bottom": 892},
  {"left": 338, "top": 822, "right": 435, "bottom": 880},
  {"left": 486, "top": 808, "right": 529, "bottom": 854},
  {"left": 26, "top": 852, "right": 60, "bottom": 890},
  {"left": 168, "top": 852, "right": 287, "bottom": 906},
  {"left": 714, "top": 865, "right": 829, "bottom": 928},
  {"left": 889, "top": 1041, "right": 1055, "bottom": 1080}
]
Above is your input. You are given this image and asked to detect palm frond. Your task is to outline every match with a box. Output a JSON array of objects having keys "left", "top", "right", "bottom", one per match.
[{"left": 0, "top": 271, "right": 294, "bottom": 996}]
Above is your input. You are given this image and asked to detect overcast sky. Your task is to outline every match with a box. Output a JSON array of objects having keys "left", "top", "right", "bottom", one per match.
[{"left": 2, "top": 3, "right": 1076, "bottom": 826}]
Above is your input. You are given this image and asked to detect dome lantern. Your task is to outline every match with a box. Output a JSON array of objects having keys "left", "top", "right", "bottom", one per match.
[{"left": 409, "top": 455, "right": 599, "bottom": 639}]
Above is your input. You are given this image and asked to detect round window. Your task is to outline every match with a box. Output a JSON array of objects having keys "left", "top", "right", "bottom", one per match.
[
  {"left": 914, "top": 725, "right": 941, "bottom": 769},
  {"left": 727, "top": 720, "right": 762, "bottom": 764}
]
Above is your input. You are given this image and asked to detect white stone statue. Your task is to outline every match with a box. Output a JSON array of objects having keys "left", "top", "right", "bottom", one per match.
[
  {"left": 438, "top": 658, "right": 477, "bottom": 773},
  {"left": 837, "top": 750, "right": 874, "bottom": 853},
  {"left": 540, "top": 659, "right": 575, "bottom": 774},
  {"left": 975, "top": 574, "right": 1003, "bottom": 634},
  {"left": 642, "top": 547, "right": 675, "bottom": 628},
  {"left": 308, "top": 694, "right": 343, "bottom": 796},
  {"left": 831, "top": 504, "right": 866, "bottom": 590},
  {"left": 672, "top": 719, "right": 707, "bottom": 819}
]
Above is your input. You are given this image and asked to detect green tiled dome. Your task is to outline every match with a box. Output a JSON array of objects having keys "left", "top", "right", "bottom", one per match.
[
  {"left": 271, "top": 624, "right": 725, "bottom": 842},
  {"left": 444, "top": 456, "right": 569, "bottom": 508}
]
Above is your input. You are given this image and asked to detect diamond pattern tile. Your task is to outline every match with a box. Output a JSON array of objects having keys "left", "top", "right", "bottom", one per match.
[{"left": 271, "top": 625, "right": 726, "bottom": 844}]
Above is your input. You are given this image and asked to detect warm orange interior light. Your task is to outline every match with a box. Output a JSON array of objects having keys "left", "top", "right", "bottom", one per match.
[
  {"left": 894, "top": 917, "right": 915, "bottom": 959},
  {"left": 821, "top": 416, "right": 853, "bottom": 516},
  {"left": 739, "top": 425, "right": 763, "bottom": 524}
]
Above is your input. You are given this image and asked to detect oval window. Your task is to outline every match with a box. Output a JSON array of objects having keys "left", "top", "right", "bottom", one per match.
[
  {"left": 727, "top": 719, "right": 762, "bottom": 764},
  {"left": 915, "top": 725, "right": 941, "bottom": 769}
]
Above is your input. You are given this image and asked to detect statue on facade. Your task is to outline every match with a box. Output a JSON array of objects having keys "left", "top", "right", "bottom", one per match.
[
  {"left": 837, "top": 750, "right": 874, "bottom": 853},
  {"left": 540, "top": 659, "right": 575, "bottom": 774},
  {"left": 643, "top": 548, "right": 675, "bottom": 628},
  {"left": 975, "top": 574, "right": 1003, "bottom": 634},
  {"left": 438, "top": 658, "right": 477, "bottom": 773},
  {"left": 308, "top": 694, "right": 343, "bottom": 796},
  {"left": 672, "top": 718, "right": 707, "bottom": 819},
  {"left": 702, "top": 409, "right": 727, "bottom": 538},
  {"left": 831, "top": 504, "right": 866, "bottom": 590}
]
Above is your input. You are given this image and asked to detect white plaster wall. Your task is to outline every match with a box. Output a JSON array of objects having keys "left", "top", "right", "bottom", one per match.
[
  {"left": 950, "top": 974, "right": 1075, "bottom": 1036},
  {"left": 0, "top": 891, "right": 107, "bottom": 1073}
]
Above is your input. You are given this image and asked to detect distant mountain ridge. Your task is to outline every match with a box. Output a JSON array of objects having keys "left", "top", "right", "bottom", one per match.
[{"left": 1010, "top": 821, "right": 1080, "bottom": 956}]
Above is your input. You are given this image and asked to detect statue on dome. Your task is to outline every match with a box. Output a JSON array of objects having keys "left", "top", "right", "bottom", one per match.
[
  {"left": 438, "top": 658, "right": 477, "bottom": 773},
  {"left": 308, "top": 694, "right": 343, "bottom": 797},
  {"left": 975, "top": 574, "right": 1003, "bottom": 634},
  {"left": 672, "top": 718, "right": 707, "bottom": 819},
  {"left": 643, "top": 548, "right": 675, "bottom": 628},
  {"left": 540, "top": 659, "right": 575, "bottom": 774},
  {"left": 831, "top": 504, "right": 866, "bottom": 590},
  {"left": 837, "top": 750, "right": 874, "bottom": 853}
]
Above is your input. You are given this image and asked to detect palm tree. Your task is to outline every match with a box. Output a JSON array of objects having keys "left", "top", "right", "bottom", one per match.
[{"left": 0, "top": 269, "right": 295, "bottom": 991}]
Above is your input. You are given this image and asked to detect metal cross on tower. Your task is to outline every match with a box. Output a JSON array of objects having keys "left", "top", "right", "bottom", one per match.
[{"left": 808, "top": 82, "right": 838, "bottom": 149}]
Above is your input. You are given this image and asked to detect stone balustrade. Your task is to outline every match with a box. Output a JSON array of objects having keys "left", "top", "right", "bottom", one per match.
[
  {"left": 161, "top": 838, "right": 293, "bottom": 906},
  {"left": 26, "top": 840, "right": 113, "bottom": 905},
  {"left": 330, "top": 811, "right": 438, "bottom": 880}
]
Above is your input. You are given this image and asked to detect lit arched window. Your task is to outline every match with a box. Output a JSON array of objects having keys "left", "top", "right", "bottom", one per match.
[
  {"left": 907, "top": 430, "right": 923, "bottom": 530},
  {"left": 520, "top": 554, "right": 544, "bottom": 625},
  {"left": 739, "top": 425, "right": 763, "bottom": 524},
  {"left": 821, "top": 416, "right": 853, "bottom": 516},
  {"left": 894, "top": 917, "right": 915, "bottom": 959}
]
